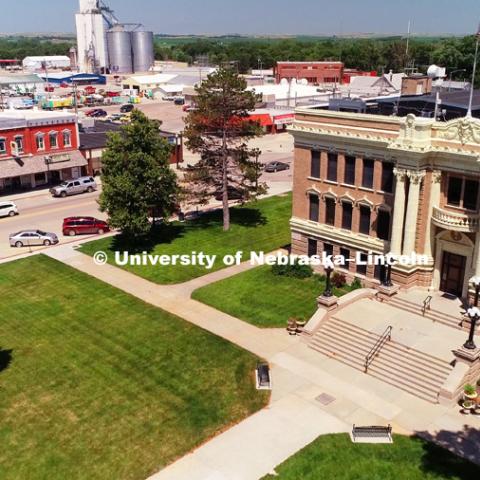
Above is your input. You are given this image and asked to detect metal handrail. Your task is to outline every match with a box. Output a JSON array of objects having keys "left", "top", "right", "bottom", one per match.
[
  {"left": 422, "top": 295, "right": 432, "bottom": 316},
  {"left": 364, "top": 326, "right": 392, "bottom": 373}
]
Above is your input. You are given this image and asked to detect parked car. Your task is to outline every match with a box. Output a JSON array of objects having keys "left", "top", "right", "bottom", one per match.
[
  {"left": 214, "top": 187, "right": 244, "bottom": 201},
  {"left": 62, "top": 217, "right": 110, "bottom": 236},
  {"left": 264, "top": 161, "right": 290, "bottom": 172},
  {"left": 9, "top": 230, "right": 58, "bottom": 248},
  {"left": 120, "top": 103, "right": 134, "bottom": 113},
  {"left": 0, "top": 202, "right": 18, "bottom": 218},
  {"left": 44, "top": 84, "right": 54, "bottom": 92},
  {"left": 50, "top": 176, "right": 97, "bottom": 198},
  {"left": 86, "top": 108, "right": 107, "bottom": 117},
  {"left": 174, "top": 97, "right": 185, "bottom": 106}
]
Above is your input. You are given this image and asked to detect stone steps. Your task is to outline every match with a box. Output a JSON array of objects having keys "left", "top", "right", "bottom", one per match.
[
  {"left": 309, "top": 317, "right": 453, "bottom": 404},
  {"left": 388, "top": 295, "right": 467, "bottom": 332}
]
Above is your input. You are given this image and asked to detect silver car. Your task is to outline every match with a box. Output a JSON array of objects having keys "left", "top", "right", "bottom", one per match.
[
  {"left": 9, "top": 230, "right": 59, "bottom": 248},
  {"left": 50, "top": 176, "right": 97, "bottom": 198}
]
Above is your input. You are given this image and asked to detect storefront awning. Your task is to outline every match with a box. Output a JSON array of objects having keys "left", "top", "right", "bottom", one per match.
[{"left": 0, "top": 150, "right": 87, "bottom": 179}]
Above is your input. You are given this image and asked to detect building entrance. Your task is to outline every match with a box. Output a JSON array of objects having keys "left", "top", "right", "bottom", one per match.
[{"left": 440, "top": 251, "right": 466, "bottom": 298}]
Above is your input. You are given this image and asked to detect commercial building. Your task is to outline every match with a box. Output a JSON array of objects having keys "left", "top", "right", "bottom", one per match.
[
  {"left": 274, "top": 61, "right": 344, "bottom": 85},
  {"left": 122, "top": 74, "right": 178, "bottom": 94},
  {"left": 22, "top": 56, "right": 71, "bottom": 71},
  {"left": 78, "top": 120, "right": 183, "bottom": 175},
  {"left": 290, "top": 108, "right": 480, "bottom": 299},
  {"left": 0, "top": 110, "right": 86, "bottom": 193}
]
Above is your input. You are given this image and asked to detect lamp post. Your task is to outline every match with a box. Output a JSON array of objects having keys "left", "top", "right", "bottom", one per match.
[
  {"left": 324, "top": 265, "right": 334, "bottom": 298},
  {"left": 464, "top": 307, "right": 480, "bottom": 350},
  {"left": 472, "top": 276, "right": 480, "bottom": 307}
]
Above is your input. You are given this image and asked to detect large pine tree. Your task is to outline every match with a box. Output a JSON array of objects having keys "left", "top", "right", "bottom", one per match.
[
  {"left": 99, "top": 110, "right": 178, "bottom": 239},
  {"left": 183, "top": 67, "right": 266, "bottom": 231}
]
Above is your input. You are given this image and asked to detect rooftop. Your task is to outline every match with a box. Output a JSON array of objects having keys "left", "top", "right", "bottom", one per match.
[
  {"left": 0, "top": 108, "right": 76, "bottom": 130},
  {"left": 126, "top": 74, "right": 178, "bottom": 85}
]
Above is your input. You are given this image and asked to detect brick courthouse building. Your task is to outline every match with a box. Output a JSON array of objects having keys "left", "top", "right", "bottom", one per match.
[{"left": 289, "top": 108, "right": 480, "bottom": 299}]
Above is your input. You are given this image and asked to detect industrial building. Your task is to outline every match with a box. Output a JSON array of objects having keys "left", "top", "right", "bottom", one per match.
[
  {"left": 122, "top": 74, "right": 178, "bottom": 94},
  {"left": 75, "top": 0, "right": 154, "bottom": 74},
  {"left": 36, "top": 72, "right": 107, "bottom": 86},
  {"left": 22, "top": 56, "right": 72, "bottom": 71},
  {"left": 0, "top": 74, "right": 45, "bottom": 93}
]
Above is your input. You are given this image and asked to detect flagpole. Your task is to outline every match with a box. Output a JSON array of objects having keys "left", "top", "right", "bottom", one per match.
[{"left": 467, "top": 25, "right": 480, "bottom": 117}]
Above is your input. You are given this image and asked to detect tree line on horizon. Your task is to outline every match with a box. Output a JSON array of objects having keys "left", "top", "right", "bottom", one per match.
[{"left": 0, "top": 35, "right": 478, "bottom": 84}]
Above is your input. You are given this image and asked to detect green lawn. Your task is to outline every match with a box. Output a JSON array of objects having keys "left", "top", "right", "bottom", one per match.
[
  {"left": 79, "top": 194, "right": 292, "bottom": 284},
  {"left": 261, "top": 434, "right": 480, "bottom": 480},
  {"left": 0, "top": 256, "right": 269, "bottom": 480},
  {"left": 192, "top": 265, "right": 353, "bottom": 328}
]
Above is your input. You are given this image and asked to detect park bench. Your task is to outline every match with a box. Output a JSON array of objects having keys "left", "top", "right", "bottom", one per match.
[{"left": 352, "top": 424, "right": 392, "bottom": 443}]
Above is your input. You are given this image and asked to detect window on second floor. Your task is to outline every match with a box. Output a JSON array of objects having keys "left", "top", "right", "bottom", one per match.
[
  {"left": 327, "top": 152, "right": 338, "bottom": 182},
  {"left": 325, "top": 197, "right": 336, "bottom": 225},
  {"left": 447, "top": 176, "right": 479, "bottom": 210},
  {"left": 362, "top": 159, "right": 374, "bottom": 189},
  {"left": 381, "top": 162, "right": 394, "bottom": 193},
  {"left": 359, "top": 205, "right": 371, "bottom": 235},
  {"left": 0, "top": 138, "right": 6, "bottom": 153},
  {"left": 36, "top": 134, "right": 45, "bottom": 150},
  {"left": 377, "top": 209, "right": 391, "bottom": 241},
  {"left": 341, "top": 201, "right": 353, "bottom": 230},
  {"left": 49, "top": 132, "right": 58, "bottom": 149},
  {"left": 344, "top": 156, "right": 356, "bottom": 185},
  {"left": 310, "top": 150, "right": 321, "bottom": 178},
  {"left": 309, "top": 194, "right": 319, "bottom": 222},
  {"left": 15, "top": 136, "right": 23, "bottom": 152},
  {"left": 63, "top": 130, "right": 72, "bottom": 147}
]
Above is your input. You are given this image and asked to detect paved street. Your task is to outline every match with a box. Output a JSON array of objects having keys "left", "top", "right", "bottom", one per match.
[{"left": 0, "top": 189, "right": 105, "bottom": 260}]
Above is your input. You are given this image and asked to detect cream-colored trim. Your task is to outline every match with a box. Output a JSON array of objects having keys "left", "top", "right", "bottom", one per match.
[{"left": 290, "top": 216, "right": 388, "bottom": 253}]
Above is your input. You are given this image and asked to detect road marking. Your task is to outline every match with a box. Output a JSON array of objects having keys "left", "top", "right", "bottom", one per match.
[{"left": 14, "top": 199, "right": 101, "bottom": 220}]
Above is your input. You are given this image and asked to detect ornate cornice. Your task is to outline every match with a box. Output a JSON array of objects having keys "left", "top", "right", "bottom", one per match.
[{"left": 435, "top": 116, "right": 480, "bottom": 144}]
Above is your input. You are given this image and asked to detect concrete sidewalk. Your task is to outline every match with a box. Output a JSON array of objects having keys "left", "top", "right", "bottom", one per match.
[{"left": 148, "top": 367, "right": 349, "bottom": 480}]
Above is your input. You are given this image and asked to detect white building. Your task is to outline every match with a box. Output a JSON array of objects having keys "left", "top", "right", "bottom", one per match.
[
  {"left": 22, "top": 56, "right": 71, "bottom": 71},
  {"left": 122, "top": 74, "right": 178, "bottom": 93},
  {"left": 75, "top": 0, "right": 108, "bottom": 73}
]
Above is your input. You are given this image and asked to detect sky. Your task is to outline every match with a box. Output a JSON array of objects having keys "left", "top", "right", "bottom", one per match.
[{"left": 1, "top": 0, "right": 479, "bottom": 35}]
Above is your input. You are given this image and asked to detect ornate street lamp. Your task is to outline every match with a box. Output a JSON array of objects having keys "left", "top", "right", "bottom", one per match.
[
  {"left": 324, "top": 265, "right": 334, "bottom": 298},
  {"left": 472, "top": 276, "right": 480, "bottom": 307},
  {"left": 464, "top": 307, "right": 480, "bottom": 350}
]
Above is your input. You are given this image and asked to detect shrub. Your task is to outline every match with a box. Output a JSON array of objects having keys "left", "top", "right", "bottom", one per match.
[
  {"left": 350, "top": 277, "right": 363, "bottom": 290},
  {"left": 464, "top": 384, "right": 477, "bottom": 396},
  {"left": 271, "top": 259, "right": 313, "bottom": 279},
  {"left": 331, "top": 272, "right": 346, "bottom": 288}
]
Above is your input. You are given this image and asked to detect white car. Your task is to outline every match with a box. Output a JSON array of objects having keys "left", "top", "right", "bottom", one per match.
[{"left": 0, "top": 202, "right": 18, "bottom": 218}]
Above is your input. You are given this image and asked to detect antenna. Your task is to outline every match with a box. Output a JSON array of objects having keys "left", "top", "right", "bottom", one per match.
[
  {"left": 405, "top": 20, "right": 411, "bottom": 61},
  {"left": 467, "top": 22, "right": 480, "bottom": 118}
]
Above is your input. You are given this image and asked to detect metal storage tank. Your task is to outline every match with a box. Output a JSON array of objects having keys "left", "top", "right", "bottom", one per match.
[
  {"left": 131, "top": 30, "right": 154, "bottom": 73},
  {"left": 107, "top": 27, "right": 133, "bottom": 74}
]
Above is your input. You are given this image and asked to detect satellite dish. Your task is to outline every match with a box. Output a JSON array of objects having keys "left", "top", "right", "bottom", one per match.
[{"left": 427, "top": 64, "right": 441, "bottom": 78}]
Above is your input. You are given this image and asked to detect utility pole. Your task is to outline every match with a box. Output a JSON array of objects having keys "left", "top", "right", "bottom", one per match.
[{"left": 467, "top": 23, "right": 480, "bottom": 117}]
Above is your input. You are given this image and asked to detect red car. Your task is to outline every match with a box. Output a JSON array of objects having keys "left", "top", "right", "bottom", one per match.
[
  {"left": 62, "top": 217, "right": 109, "bottom": 236},
  {"left": 44, "top": 85, "right": 54, "bottom": 92}
]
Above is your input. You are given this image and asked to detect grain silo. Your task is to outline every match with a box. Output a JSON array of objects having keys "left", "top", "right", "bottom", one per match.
[
  {"left": 131, "top": 30, "right": 155, "bottom": 73},
  {"left": 107, "top": 26, "right": 133, "bottom": 74}
]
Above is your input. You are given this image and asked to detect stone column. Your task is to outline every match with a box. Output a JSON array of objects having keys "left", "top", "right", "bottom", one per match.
[
  {"left": 474, "top": 232, "right": 480, "bottom": 278},
  {"left": 424, "top": 170, "right": 442, "bottom": 258},
  {"left": 390, "top": 168, "right": 407, "bottom": 255},
  {"left": 403, "top": 171, "right": 425, "bottom": 255}
]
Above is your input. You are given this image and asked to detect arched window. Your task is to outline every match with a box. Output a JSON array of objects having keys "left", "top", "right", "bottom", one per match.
[
  {"left": 63, "top": 130, "right": 72, "bottom": 147},
  {"left": 49, "top": 131, "right": 58, "bottom": 149},
  {"left": 36, "top": 133, "right": 45, "bottom": 151}
]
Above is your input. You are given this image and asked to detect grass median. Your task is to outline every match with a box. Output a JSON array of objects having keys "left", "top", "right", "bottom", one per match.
[
  {"left": 0, "top": 255, "right": 269, "bottom": 480},
  {"left": 79, "top": 193, "right": 292, "bottom": 284}
]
